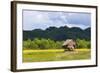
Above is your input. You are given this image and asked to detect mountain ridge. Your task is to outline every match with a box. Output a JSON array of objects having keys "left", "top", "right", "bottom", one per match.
[{"left": 23, "top": 26, "right": 91, "bottom": 41}]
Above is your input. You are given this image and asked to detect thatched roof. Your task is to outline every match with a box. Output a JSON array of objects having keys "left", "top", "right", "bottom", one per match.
[{"left": 62, "top": 39, "right": 75, "bottom": 46}]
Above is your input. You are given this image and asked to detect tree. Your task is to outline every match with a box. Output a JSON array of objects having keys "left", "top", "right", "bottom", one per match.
[
  {"left": 76, "top": 39, "right": 91, "bottom": 49},
  {"left": 23, "top": 26, "right": 91, "bottom": 41}
]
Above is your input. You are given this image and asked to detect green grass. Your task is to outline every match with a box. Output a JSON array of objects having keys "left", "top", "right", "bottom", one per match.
[{"left": 23, "top": 49, "right": 91, "bottom": 62}]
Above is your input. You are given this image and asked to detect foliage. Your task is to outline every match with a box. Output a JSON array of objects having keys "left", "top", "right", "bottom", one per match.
[
  {"left": 23, "top": 39, "right": 39, "bottom": 49},
  {"left": 23, "top": 38, "right": 63, "bottom": 49},
  {"left": 23, "top": 38, "right": 90, "bottom": 50},
  {"left": 23, "top": 26, "right": 91, "bottom": 41},
  {"left": 76, "top": 39, "right": 91, "bottom": 49}
]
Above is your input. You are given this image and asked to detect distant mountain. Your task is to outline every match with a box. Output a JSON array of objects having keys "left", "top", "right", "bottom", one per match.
[{"left": 23, "top": 26, "right": 91, "bottom": 41}]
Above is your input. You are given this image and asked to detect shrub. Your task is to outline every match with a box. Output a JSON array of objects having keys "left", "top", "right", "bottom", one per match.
[
  {"left": 23, "top": 38, "right": 63, "bottom": 49},
  {"left": 76, "top": 39, "right": 90, "bottom": 49},
  {"left": 23, "top": 38, "right": 90, "bottom": 49}
]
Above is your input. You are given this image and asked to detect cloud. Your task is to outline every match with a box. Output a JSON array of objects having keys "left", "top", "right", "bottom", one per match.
[{"left": 23, "top": 10, "right": 91, "bottom": 30}]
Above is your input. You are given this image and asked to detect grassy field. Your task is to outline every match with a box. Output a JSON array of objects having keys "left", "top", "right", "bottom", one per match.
[{"left": 23, "top": 49, "right": 91, "bottom": 62}]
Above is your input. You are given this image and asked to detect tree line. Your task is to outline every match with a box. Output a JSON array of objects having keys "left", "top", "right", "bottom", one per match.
[
  {"left": 23, "top": 26, "right": 91, "bottom": 41},
  {"left": 23, "top": 38, "right": 90, "bottom": 50}
]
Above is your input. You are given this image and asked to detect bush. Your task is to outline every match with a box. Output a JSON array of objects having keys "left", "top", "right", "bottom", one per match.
[
  {"left": 23, "top": 39, "right": 39, "bottom": 49},
  {"left": 23, "top": 38, "right": 63, "bottom": 49},
  {"left": 76, "top": 39, "right": 90, "bottom": 49},
  {"left": 23, "top": 38, "right": 91, "bottom": 50}
]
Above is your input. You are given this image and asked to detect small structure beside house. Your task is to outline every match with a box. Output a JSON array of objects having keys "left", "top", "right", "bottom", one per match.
[{"left": 62, "top": 39, "right": 76, "bottom": 51}]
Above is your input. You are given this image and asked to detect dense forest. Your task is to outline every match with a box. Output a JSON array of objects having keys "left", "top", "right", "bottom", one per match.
[
  {"left": 23, "top": 26, "right": 91, "bottom": 49},
  {"left": 23, "top": 26, "right": 91, "bottom": 41}
]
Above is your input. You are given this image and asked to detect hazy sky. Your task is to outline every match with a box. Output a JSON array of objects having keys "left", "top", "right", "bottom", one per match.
[{"left": 23, "top": 10, "right": 91, "bottom": 30}]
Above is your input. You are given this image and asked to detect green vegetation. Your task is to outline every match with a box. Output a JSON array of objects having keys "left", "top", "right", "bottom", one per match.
[
  {"left": 23, "top": 38, "right": 63, "bottom": 50},
  {"left": 23, "top": 49, "right": 91, "bottom": 62},
  {"left": 23, "top": 38, "right": 90, "bottom": 50},
  {"left": 23, "top": 26, "right": 91, "bottom": 62},
  {"left": 23, "top": 26, "right": 91, "bottom": 41},
  {"left": 23, "top": 38, "right": 91, "bottom": 62},
  {"left": 76, "top": 39, "right": 91, "bottom": 49}
]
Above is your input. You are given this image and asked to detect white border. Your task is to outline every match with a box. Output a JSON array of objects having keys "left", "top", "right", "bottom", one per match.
[{"left": 17, "top": 3, "right": 96, "bottom": 69}]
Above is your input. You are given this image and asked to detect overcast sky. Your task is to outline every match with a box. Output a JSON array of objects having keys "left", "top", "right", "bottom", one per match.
[{"left": 23, "top": 10, "right": 91, "bottom": 30}]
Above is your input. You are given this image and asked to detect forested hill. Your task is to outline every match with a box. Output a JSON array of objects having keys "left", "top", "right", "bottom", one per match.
[{"left": 23, "top": 26, "right": 91, "bottom": 41}]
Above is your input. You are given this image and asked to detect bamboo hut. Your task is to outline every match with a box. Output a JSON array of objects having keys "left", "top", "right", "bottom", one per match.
[{"left": 62, "top": 39, "right": 76, "bottom": 51}]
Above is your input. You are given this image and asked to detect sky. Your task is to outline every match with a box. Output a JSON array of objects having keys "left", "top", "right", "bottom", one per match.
[{"left": 23, "top": 10, "right": 91, "bottom": 30}]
